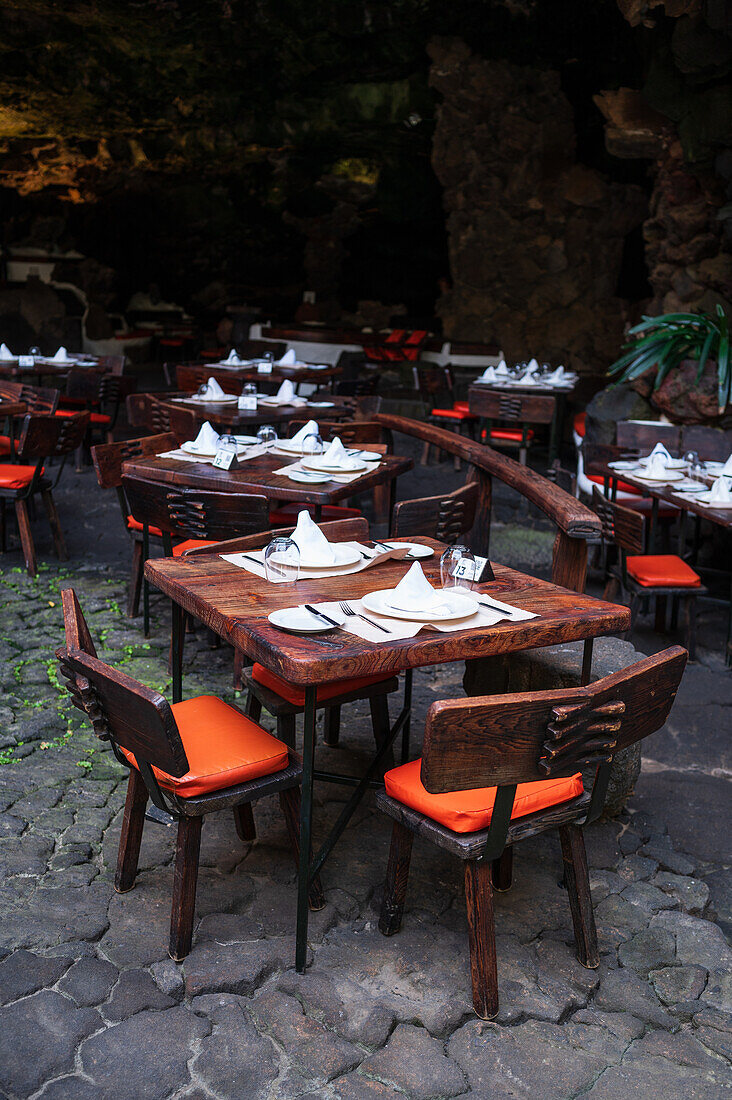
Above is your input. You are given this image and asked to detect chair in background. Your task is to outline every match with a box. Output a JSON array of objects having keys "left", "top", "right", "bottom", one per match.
[
  {"left": 237, "top": 339, "right": 287, "bottom": 360},
  {"left": 376, "top": 647, "right": 686, "bottom": 1018},
  {"left": 0, "top": 412, "right": 89, "bottom": 575},
  {"left": 412, "top": 364, "right": 477, "bottom": 467},
  {"left": 391, "top": 482, "right": 478, "bottom": 544},
  {"left": 616, "top": 421, "right": 681, "bottom": 454},
  {"left": 679, "top": 424, "right": 732, "bottom": 463},
  {"left": 91, "top": 433, "right": 179, "bottom": 617},
  {"left": 126, "top": 394, "right": 198, "bottom": 441},
  {"left": 57, "top": 588, "right": 324, "bottom": 962},
  {"left": 0, "top": 381, "right": 60, "bottom": 457},
  {"left": 468, "top": 389, "right": 556, "bottom": 466},
  {"left": 592, "top": 486, "right": 704, "bottom": 657},
  {"left": 175, "top": 364, "right": 240, "bottom": 395}
]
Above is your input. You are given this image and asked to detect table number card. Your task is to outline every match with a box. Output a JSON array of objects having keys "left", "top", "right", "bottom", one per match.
[
  {"left": 18, "top": 355, "right": 34, "bottom": 367},
  {"left": 257, "top": 362, "right": 273, "bottom": 375},
  {"left": 238, "top": 394, "right": 257, "bottom": 410},
  {"left": 212, "top": 447, "right": 240, "bottom": 471},
  {"left": 453, "top": 555, "right": 494, "bottom": 583}
]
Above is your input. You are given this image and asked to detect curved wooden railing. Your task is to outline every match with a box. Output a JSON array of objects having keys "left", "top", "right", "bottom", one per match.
[{"left": 376, "top": 414, "right": 600, "bottom": 593}]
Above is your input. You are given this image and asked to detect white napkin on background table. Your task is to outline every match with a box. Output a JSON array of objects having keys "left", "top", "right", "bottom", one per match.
[
  {"left": 526, "top": 358, "right": 539, "bottom": 373},
  {"left": 52, "top": 347, "right": 72, "bottom": 362},
  {"left": 188, "top": 421, "right": 220, "bottom": 453},
  {"left": 261, "top": 379, "right": 307, "bottom": 406},
  {"left": 275, "top": 349, "right": 297, "bottom": 366},
  {"left": 201, "top": 377, "right": 226, "bottom": 399},
  {"left": 546, "top": 365, "right": 570, "bottom": 384},
  {"left": 223, "top": 349, "right": 241, "bottom": 365},
  {"left": 290, "top": 420, "right": 319, "bottom": 446},
  {"left": 495, "top": 360, "right": 509, "bottom": 376},
  {"left": 478, "top": 366, "right": 497, "bottom": 382},
  {"left": 290, "top": 510, "right": 336, "bottom": 565},
  {"left": 643, "top": 452, "right": 673, "bottom": 479},
  {"left": 642, "top": 443, "right": 672, "bottom": 465},
  {"left": 722, "top": 454, "right": 732, "bottom": 475},
  {"left": 707, "top": 478, "right": 732, "bottom": 506},
  {"left": 0, "top": 344, "right": 14, "bottom": 360},
  {"left": 518, "top": 371, "right": 541, "bottom": 386},
  {"left": 320, "top": 436, "right": 361, "bottom": 470}
]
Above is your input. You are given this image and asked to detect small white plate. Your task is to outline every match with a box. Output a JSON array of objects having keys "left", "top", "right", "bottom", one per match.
[
  {"left": 188, "top": 394, "right": 239, "bottom": 404},
  {"left": 672, "top": 481, "right": 707, "bottom": 493},
  {"left": 349, "top": 450, "right": 381, "bottom": 462},
  {"left": 705, "top": 462, "right": 725, "bottom": 474},
  {"left": 274, "top": 441, "right": 312, "bottom": 456},
  {"left": 361, "top": 588, "right": 477, "bottom": 622},
  {"left": 639, "top": 457, "right": 686, "bottom": 470},
  {"left": 180, "top": 441, "right": 250, "bottom": 458},
  {"left": 391, "top": 542, "right": 434, "bottom": 559},
  {"left": 286, "top": 470, "right": 332, "bottom": 484},
  {"left": 272, "top": 544, "right": 362, "bottom": 569},
  {"left": 633, "top": 470, "right": 685, "bottom": 483},
  {"left": 608, "top": 460, "right": 639, "bottom": 471},
  {"left": 303, "top": 455, "right": 367, "bottom": 473},
  {"left": 307, "top": 401, "right": 335, "bottom": 408},
  {"left": 268, "top": 606, "right": 345, "bottom": 633}
]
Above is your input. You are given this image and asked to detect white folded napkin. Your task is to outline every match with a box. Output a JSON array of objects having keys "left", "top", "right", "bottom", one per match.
[
  {"left": 320, "top": 436, "right": 361, "bottom": 470},
  {"left": 188, "top": 421, "right": 220, "bottom": 453},
  {"left": 709, "top": 477, "right": 732, "bottom": 505},
  {"left": 518, "top": 371, "right": 541, "bottom": 386},
  {"left": 201, "top": 376, "right": 226, "bottom": 399},
  {"left": 223, "top": 349, "right": 241, "bottom": 365},
  {"left": 645, "top": 453, "right": 672, "bottom": 478},
  {"left": 0, "top": 343, "right": 14, "bottom": 360},
  {"left": 290, "top": 510, "right": 336, "bottom": 565},
  {"left": 545, "top": 365, "right": 566, "bottom": 383},
  {"left": 52, "top": 347, "right": 71, "bottom": 362},
  {"left": 643, "top": 443, "right": 672, "bottom": 465},
  {"left": 495, "top": 359, "right": 509, "bottom": 376},
  {"left": 478, "top": 366, "right": 497, "bottom": 382},
  {"left": 722, "top": 454, "right": 732, "bottom": 475},
  {"left": 389, "top": 561, "right": 446, "bottom": 612},
  {"left": 275, "top": 349, "right": 297, "bottom": 366},
  {"left": 276, "top": 379, "right": 296, "bottom": 403},
  {"left": 527, "top": 358, "right": 539, "bottom": 373},
  {"left": 290, "top": 420, "right": 319, "bottom": 445}
]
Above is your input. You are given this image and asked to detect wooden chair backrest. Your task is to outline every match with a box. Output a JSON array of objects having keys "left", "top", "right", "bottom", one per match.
[
  {"left": 175, "top": 364, "right": 240, "bottom": 395},
  {"left": 182, "top": 516, "right": 370, "bottom": 556},
  {"left": 421, "top": 646, "right": 687, "bottom": 792},
  {"left": 546, "top": 459, "right": 576, "bottom": 496},
  {"left": 92, "top": 433, "right": 178, "bottom": 490},
  {"left": 354, "top": 395, "right": 382, "bottom": 419},
  {"left": 122, "top": 475, "right": 270, "bottom": 541},
  {"left": 159, "top": 402, "right": 200, "bottom": 442},
  {"left": 61, "top": 587, "right": 98, "bottom": 658},
  {"left": 64, "top": 368, "right": 104, "bottom": 403},
  {"left": 616, "top": 421, "right": 680, "bottom": 453},
  {"left": 591, "top": 485, "right": 644, "bottom": 555},
  {"left": 96, "top": 355, "right": 126, "bottom": 375},
  {"left": 287, "top": 420, "right": 388, "bottom": 447},
  {"left": 238, "top": 339, "right": 286, "bottom": 359},
  {"left": 391, "top": 482, "right": 479, "bottom": 542},
  {"left": 412, "top": 363, "right": 453, "bottom": 406},
  {"left": 0, "top": 380, "right": 59, "bottom": 413},
  {"left": 17, "top": 412, "right": 90, "bottom": 460},
  {"left": 62, "top": 648, "right": 189, "bottom": 777},
  {"left": 680, "top": 424, "right": 732, "bottom": 462},
  {"left": 468, "top": 388, "right": 556, "bottom": 424},
  {"left": 125, "top": 394, "right": 196, "bottom": 440}
]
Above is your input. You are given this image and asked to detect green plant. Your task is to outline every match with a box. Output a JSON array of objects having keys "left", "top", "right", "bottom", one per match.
[{"left": 609, "top": 306, "right": 730, "bottom": 412}]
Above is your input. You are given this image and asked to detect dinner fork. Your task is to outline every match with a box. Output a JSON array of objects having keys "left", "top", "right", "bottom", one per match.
[{"left": 338, "top": 601, "right": 392, "bottom": 634}]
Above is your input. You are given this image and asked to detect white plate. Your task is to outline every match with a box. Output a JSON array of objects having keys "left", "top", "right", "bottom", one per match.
[
  {"left": 608, "top": 460, "right": 639, "bottom": 471},
  {"left": 705, "top": 462, "right": 725, "bottom": 473},
  {"left": 361, "top": 587, "right": 477, "bottom": 622},
  {"left": 271, "top": 544, "right": 362, "bottom": 569},
  {"left": 388, "top": 542, "right": 434, "bottom": 560},
  {"left": 180, "top": 441, "right": 250, "bottom": 458},
  {"left": 274, "top": 441, "right": 313, "bottom": 456},
  {"left": 286, "top": 470, "right": 332, "bottom": 484},
  {"left": 268, "top": 606, "right": 345, "bottom": 633},
  {"left": 672, "top": 481, "right": 707, "bottom": 493},
  {"left": 188, "top": 394, "right": 239, "bottom": 404},
  {"left": 633, "top": 470, "right": 685, "bottom": 483},
  {"left": 302, "top": 455, "right": 367, "bottom": 473},
  {"left": 639, "top": 457, "right": 686, "bottom": 470},
  {"left": 307, "top": 401, "right": 335, "bottom": 408}
]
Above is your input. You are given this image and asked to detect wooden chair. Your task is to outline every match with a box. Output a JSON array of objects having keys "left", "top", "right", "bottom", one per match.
[
  {"left": 469, "top": 389, "right": 556, "bottom": 466},
  {"left": 592, "top": 486, "right": 704, "bottom": 657},
  {"left": 0, "top": 380, "right": 60, "bottom": 458},
  {"left": 56, "top": 588, "right": 324, "bottom": 962},
  {"left": 91, "top": 433, "right": 178, "bottom": 617},
  {"left": 376, "top": 646, "right": 687, "bottom": 1018},
  {"left": 616, "top": 421, "right": 681, "bottom": 454},
  {"left": 175, "top": 364, "right": 240, "bottom": 395},
  {"left": 391, "top": 482, "right": 478, "bottom": 543},
  {"left": 679, "top": 424, "right": 732, "bottom": 463},
  {"left": 237, "top": 339, "right": 287, "bottom": 360},
  {"left": 412, "top": 364, "right": 477, "bottom": 468},
  {"left": 126, "top": 394, "right": 198, "bottom": 441},
  {"left": 0, "top": 412, "right": 89, "bottom": 575},
  {"left": 122, "top": 475, "right": 270, "bottom": 636}
]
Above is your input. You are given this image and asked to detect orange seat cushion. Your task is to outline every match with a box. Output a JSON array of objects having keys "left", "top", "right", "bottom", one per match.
[
  {"left": 488, "top": 427, "right": 535, "bottom": 443},
  {"left": 172, "top": 538, "right": 219, "bottom": 556},
  {"left": 55, "top": 409, "right": 110, "bottom": 425},
  {"left": 587, "top": 473, "right": 640, "bottom": 496},
  {"left": 384, "top": 758, "right": 585, "bottom": 834},
  {"left": 0, "top": 435, "right": 18, "bottom": 456},
  {"left": 431, "top": 408, "right": 476, "bottom": 421},
  {"left": 126, "top": 514, "right": 164, "bottom": 538},
  {"left": 625, "top": 554, "right": 701, "bottom": 588},
  {"left": 574, "top": 412, "right": 586, "bottom": 438},
  {"left": 120, "top": 694, "right": 289, "bottom": 797},
  {"left": 269, "top": 504, "right": 362, "bottom": 525},
  {"left": 0, "top": 464, "right": 38, "bottom": 489},
  {"left": 453, "top": 401, "right": 471, "bottom": 413},
  {"left": 252, "top": 662, "right": 392, "bottom": 706}
]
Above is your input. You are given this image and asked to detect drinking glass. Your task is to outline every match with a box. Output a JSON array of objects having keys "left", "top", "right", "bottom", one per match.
[
  {"left": 301, "top": 432, "right": 323, "bottom": 459},
  {"left": 196, "top": 382, "right": 211, "bottom": 399},
  {"left": 264, "top": 537, "right": 300, "bottom": 584},
  {"left": 440, "top": 545, "right": 477, "bottom": 591},
  {"left": 29, "top": 345, "right": 41, "bottom": 360},
  {"left": 242, "top": 382, "right": 257, "bottom": 397},
  {"left": 256, "top": 424, "right": 278, "bottom": 451},
  {"left": 684, "top": 450, "right": 703, "bottom": 480},
  {"left": 218, "top": 433, "right": 239, "bottom": 453}
]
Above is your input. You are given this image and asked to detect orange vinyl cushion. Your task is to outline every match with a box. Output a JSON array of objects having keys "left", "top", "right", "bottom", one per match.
[
  {"left": 55, "top": 409, "right": 111, "bottom": 425},
  {"left": 431, "top": 407, "right": 476, "bottom": 421},
  {"left": 488, "top": 427, "right": 535, "bottom": 442},
  {"left": 252, "top": 662, "right": 392, "bottom": 707},
  {"left": 120, "top": 694, "right": 289, "bottom": 797},
  {"left": 587, "top": 473, "right": 641, "bottom": 496},
  {"left": 0, "top": 435, "right": 18, "bottom": 456},
  {"left": 0, "top": 464, "right": 39, "bottom": 489},
  {"left": 384, "top": 758, "right": 585, "bottom": 834},
  {"left": 126, "top": 514, "right": 164, "bottom": 538},
  {"left": 453, "top": 401, "right": 471, "bottom": 413},
  {"left": 625, "top": 554, "right": 701, "bottom": 588},
  {"left": 172, "top": 538, "right": 219, "bottom": 556},
  {"left": 269, "top": 503, "right": 362, "bottom": 525},
  {"left": 574, "top": 412, "right": 586, "bottom": 438}
]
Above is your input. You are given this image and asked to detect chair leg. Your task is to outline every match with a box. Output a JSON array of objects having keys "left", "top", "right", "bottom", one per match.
[
  {"left": 276, "top": 713, "right": 297, "bottom": 749},
  {"left": 14, "top": 499, "right": 36, "bottom": 577},
  {"left": 127, "top": 540, "right": 144, "bottom": 618},
  {"left": 114, "top": 769, "right": 148, "bottom": 893},
  {"left": 278, "top": 786, "right": 326, "bottom": 911},
  {"left": 559, "top": 824, "right": 599, "bottom": 969},
  {"left": 169, "top": 816, "right": 202, "bottom": 962},
  {"left": 654, "top": 595, "right": 667, "bottom": 634},
  {"left": 233, "top": 803, "right": 256, "bottom": 842},
  {"left": 378, "top": 821, "right": 413, "bottom": 936},
  {"left": 233, "top": 648, "right": 245, "bottom": 690},
  {"left": 323, "top": 705, "right": 341, "bottom": 747},
  {"left": 244, "top": 689, "right": 263, "bottom": 723},
  {"left": 491, "top": 847, "right": 513, "bottom": 892},
  {"left": 684, "top": 595, "right": 697, "bottom": 661},
  {"left": 41, "top": 489, "right": 68, "bottom": 560},
  {"left": 464, "top": 859, "right": 499, "bottom": 1019},
  {"left": 369, "top": 693, "right": 393, "bottom": 771},
  {"left": 420, "top": 440, "right": 430, "bottom": 466}
]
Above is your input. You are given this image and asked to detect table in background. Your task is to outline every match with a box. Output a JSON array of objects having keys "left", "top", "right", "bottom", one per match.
[{"left": 165, "top": 397, "right": 350, "bottom": 433}]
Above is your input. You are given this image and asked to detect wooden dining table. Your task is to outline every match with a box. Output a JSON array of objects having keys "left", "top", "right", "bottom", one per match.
[
  {"left": 182, "top": 361, "right": 342, "bottom": 388},
  {"left": 144, "top": 539, "right": 630, "bottom": 971},
  {"left": 121, "top": 449, "right": 413, "bottom": 522},
  {"left": 596, "top": 460, "right": 732, "bottom": 533},
  {"left": 164, "top": 397, "right": 350, "bottom": 432}
]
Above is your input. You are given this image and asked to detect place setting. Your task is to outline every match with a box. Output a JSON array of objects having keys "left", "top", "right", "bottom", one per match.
[
  {"left": 475, "top": 357, "right": 577, "bottom": 389},
  {"left": 177, "top": 377, "right": 239, "bottom": 404},
  {"left": 272, "top": 425, "right": 382, "bottom": 484},
  {"left": 257, "top": 533, "right": 537, "bottom": 643},
  {"left": 257, "top": 379, "right": 308, "bottom": 407},
  {"left": 611, "top": 442, "right": 687, "bottom": 485},
  {"left": 157, "top": 420, "right": 265, "bottom": 463}
]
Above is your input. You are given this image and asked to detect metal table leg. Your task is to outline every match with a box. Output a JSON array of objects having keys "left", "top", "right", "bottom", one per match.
[
  {"left": 296, "top": 685, "right": 317, "bottom": 973},
  {"left": 171, "top": 601, "right": 183, "bottom": 704}
]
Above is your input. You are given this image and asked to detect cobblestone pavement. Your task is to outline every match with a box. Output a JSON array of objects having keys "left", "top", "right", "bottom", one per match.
[{"left": 0, "top": 468, "right": 731, "bottom": 1098}]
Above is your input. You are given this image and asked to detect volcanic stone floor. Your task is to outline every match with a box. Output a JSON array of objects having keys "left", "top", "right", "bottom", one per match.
[{"left": 0, "top": 458, "right": 730, "bottom": 1099}]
